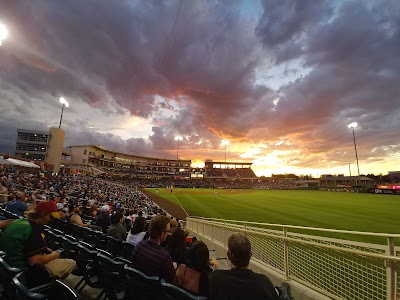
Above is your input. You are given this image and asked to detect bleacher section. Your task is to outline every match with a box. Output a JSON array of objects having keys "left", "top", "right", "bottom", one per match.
[{"left": 203, "top": 160, "right": 257, "bottom": 179}]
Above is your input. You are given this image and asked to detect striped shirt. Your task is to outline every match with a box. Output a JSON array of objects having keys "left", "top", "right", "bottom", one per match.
[{"left": 131, "top": 239, "right": 175, "bottom": 283}]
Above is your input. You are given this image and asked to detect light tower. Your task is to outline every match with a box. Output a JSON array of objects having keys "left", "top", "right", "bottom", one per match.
[
  {"left": 347, "top": 122, "right": 360, "bottom": 176},
  {"left": 221, "top": 139, "right": 230, "bottom": 166},
  {"left": 59, "top": 97, "right": 70, "bottom": 128},
  {"left": 0, "top": 23, "right": 8, "bottom": 46},
  {"left": 175, "top": 136, "right": 183, "bottom": 160}
]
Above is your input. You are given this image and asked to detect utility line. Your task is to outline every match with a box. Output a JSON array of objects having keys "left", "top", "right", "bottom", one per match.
[{"left": 161, "top": 0, "right": 184, "bottom": 65}]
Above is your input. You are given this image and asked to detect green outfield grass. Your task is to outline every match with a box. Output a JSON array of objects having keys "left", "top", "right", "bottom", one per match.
[{"left": 146, "top": 188, "right": 400, "bottom": 244}]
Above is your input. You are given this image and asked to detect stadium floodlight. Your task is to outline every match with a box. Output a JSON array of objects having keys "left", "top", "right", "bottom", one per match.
[
  {"left": 347, "top": 122, "right": 360, "bottom": 176},
  {"left": 175, "top": 136, "right": 183, "bottom": 160},
  {"left": 221, "top": 140, "right": 230, "bottom": 165},
  {"left": 0, "top": 23, "right": 8, "bottom": 46},
  {"left": 348, "top": 122, "right": 358, "bottom": 129},
  {"left": 59, "top": 97, "right": 70, "bottom": 128}
]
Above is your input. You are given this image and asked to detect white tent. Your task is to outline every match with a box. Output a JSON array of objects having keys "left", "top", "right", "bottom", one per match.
[{"left": 0, "top": 156, "right": 40, "bottom": 169}]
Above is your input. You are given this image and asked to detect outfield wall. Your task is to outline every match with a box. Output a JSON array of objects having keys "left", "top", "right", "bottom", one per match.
[{"left": 187, "top": 217, "right": 400, "bottom": 300}]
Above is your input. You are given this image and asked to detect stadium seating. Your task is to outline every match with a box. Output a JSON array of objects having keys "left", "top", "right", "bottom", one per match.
[
  {"left": 161, "top": 282, "right": 207, "bottom": 300},
  {"left": 0, "top": 252, "right": 26, "bottom": 299},
  {"left": 124, "top": 265, "right": 162, "bottom": 299},
  {"left": 96, "top": 253, "right": 126, "bottom": 300},
  {"left": 73, "top": 242, "right": 103, "bottom": 294},
  {"left": 12, "top": 264, "right": 55, "bottom": 299}
]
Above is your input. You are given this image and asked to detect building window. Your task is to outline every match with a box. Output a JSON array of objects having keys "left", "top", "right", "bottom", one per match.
[
  {"left": 84, "top": 150, "right": 87, "bottom": 155},
  {"left": 83, "top": 159, "right": 86, "bottom": 164}
]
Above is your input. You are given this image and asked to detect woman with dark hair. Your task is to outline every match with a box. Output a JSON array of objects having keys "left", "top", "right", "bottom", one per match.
[
  {"left": 88, "top": 204, "right": 98, "bottom": 218},
  {"left": 166, "top": 229, "right": 188, "bottom": 266},
  {"left": 174, "top": 241, "right": 217, "bottom": 297},
  {"left": 126, "top": 212, "right": 146, "bottom": 246}
]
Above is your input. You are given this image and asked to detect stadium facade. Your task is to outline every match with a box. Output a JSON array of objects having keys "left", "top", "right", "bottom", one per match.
[
  {"left": 15, "top": 128, "right": 65, "bottom": 173},
  {"left": 68, "top": 145, "right": 192, "bottom": 177}
]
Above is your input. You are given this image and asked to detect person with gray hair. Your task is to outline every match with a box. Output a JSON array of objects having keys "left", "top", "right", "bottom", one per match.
[{"left": 210, "top": 233, "right": 294, "bottom": 300}]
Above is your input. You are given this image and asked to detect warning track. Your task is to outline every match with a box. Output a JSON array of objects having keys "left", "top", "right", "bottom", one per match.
[{"left": 141, "top": 189, "right": 191, "bottom": 220}]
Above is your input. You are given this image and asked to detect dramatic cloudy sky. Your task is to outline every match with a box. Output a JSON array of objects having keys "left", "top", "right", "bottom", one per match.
[{"left": 0, "top": 0, "right": 399, "bottom": 176}]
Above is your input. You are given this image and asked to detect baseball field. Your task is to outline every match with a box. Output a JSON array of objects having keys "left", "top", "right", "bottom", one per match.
[{"left": 146, "top": 188, "right": 400, "bottom": 244}]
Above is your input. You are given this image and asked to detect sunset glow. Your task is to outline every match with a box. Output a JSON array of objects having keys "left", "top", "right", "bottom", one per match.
[{"left": 0, "top": 1, "right": 399, "bottom": 177}]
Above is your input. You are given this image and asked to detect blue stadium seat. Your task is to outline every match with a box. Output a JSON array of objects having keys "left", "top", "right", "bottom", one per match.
[
  {"left": 12, "top": 264, "right": 55, "bottom": 300},
  {"left": 96, "top": 253, "right": 126, "bottom": 300},
  {"left": 161, "top": 282, "right": 208, "bottom": 300},
  {"left": 0, "top": 254, "right": 27, "bottom": 299},
  {"left": 124, "top": 265, "right": 162, "bottom": 299}
]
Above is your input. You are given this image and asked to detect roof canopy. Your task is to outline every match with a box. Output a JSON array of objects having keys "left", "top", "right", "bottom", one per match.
[{"left": 0, "top": 156, "right": 40, "bottom": 168}]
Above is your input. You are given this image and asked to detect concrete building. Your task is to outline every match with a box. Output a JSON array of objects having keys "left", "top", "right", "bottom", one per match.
[
  {"left": 15, "top": 128, "right": 65, "bottom": 173},
  {"left": 69, "top": 145, "right": 191, "bottom": 177}
]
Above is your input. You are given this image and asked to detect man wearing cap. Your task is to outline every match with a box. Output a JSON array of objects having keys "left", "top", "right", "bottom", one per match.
[
  {"left": 56, "top": 202, "right": 67, "bottom": 219},
  {"left": 0, "top": 201, "right": 76, "bottom": 279},
  {"left": 95, "top": 204, "right": 111, "bottom": 232}
]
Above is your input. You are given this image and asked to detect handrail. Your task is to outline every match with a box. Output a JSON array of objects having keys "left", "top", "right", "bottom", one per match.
[
  {"left": 188, "top": 216, "right": 400, "bottom": 238},
  {"left": 189, "top": 218, "right": 400, "bottom": 262},
  {"left": 187, "top": 216, "right": 400, "bottom": 299}
]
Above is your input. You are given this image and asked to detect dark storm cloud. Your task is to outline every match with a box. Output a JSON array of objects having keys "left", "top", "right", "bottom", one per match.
[
  {"left": 0, "top": 0, "right": 399, "bottom": 170},
  {"left": 0, "top": 0, "right": 270, "bottom": 144},
  {"left": 255, "top": 0, "right": 400, "bottom": 166}
]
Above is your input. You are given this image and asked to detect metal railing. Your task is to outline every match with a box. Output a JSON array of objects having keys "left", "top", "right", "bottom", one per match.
[{"left": 186, "top": 217, "right": 400, "bottom": 300}]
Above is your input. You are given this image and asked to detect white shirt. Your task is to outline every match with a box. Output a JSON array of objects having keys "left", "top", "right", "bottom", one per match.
[{"left": 126, "top": 231, "right": 146, "bottom": 246}]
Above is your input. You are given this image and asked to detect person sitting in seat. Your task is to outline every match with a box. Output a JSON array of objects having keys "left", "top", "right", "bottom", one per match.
[
  {"left": 126, "top": 212, "right": 147, "bottom": 247},
  {"left": 107, "top": 212, "right": 128, "bottom": 240},
  {"left": 0, "top": 201, "right": 76, "bottom": 279},
  {"left": 70, "top": 206, "right": 91, "bottom": 227},
  {"left": 209, "top": 233, "right": 294, "bottom": 300},
  {"left": 161, "top": 219, "right": 178, "bottom": 247},
  {"left": 5, "top": 191, "right": 35, "bottom": 217},
  {"left": 167, "top": 228, "right": 189, "bottom": 266},
  {"left": 131, "top": 215, "right": 175, "bottom": 283},
  {"left": 95, "top": 205, "right": 112, "bottom": 233},
  {"left": 175, "top": 241, "right": 217, "bottom": 297}
]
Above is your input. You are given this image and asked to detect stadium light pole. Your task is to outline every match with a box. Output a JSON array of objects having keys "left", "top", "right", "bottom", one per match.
[
  {"left": 175, "top": 136, "right": 183, "bottom": 160},
  {"left": 59, "top": 97, "right": 69, "bottom": 128},
  {"left": 348, "top": 122, "right": 360, "bottom": 176},
  {"left": 0, "top": 23, "right": 8, "bottom": 46},
  {"left": 221, "top": 140, "right": 230, "bottom": 167}
]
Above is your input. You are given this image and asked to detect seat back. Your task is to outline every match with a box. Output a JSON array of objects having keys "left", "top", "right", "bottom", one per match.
[
  {"left": 124, "top": 265, "right": 161, "bottom": 300},
  {"left": 13, "top": 264, "right": 55, "bottom": 300},
  {"left": 40, "top": 280, "right": 80, "bottom": 300},
  {"left": 81, "top": 228, "right": 96, "bottom": 245},
  {"left": 0, "top": 255, "right": 26, "bottom": 299},
  {"left": 161, "top": 282, "right": 208, "bottom": 300},
  {"left": 73, "top": 243, "right": 97, "bottom": 277},
  {"left": 0, "top": 255, "right": 25, "bottom": 280},
  {"left": 75, "top": 243, "right": 102, "bottom": 289},
  {"left": 97, "top": 253, "right": 126, "bottom": 300},
  {"left": 107, "top": 236, "right": 122, "bottom": 257},
  {"left": 94, "top": 231, "right": 108, "bottom": 251},
  {"left": 44, "top": 229, "right": 63, "bottom": 250},
  {"left": 61, "top": 235, "right": 79, "bottom": 260},
  {"left": 121, "top": 242, "right": 135, "bottom": 260}
]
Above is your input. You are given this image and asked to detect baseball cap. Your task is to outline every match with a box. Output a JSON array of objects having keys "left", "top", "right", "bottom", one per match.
[
  {"left": 36, "top": 201, "right": 60, "bottom": 218},
  {"left": 56, "top": 202, "right": 64, "bottom": 210},
  {"left": 101, "top": 205, "right": 110, "bottom": 212}
]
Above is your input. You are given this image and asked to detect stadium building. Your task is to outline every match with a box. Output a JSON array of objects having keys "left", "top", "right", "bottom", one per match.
[
  {"left": 204, "top": 159, "right": 256, "bottom": 178},
  {"left": 15, "top": 128, "right": 65, "bottom": 173},
  {"left": 68, "top": 145, "right": 192, "bottom": 177}
]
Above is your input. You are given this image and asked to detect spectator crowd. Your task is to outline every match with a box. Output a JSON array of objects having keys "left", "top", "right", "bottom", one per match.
[{"left": 0, "top": 169, "right": 294, "bottom": 299}]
